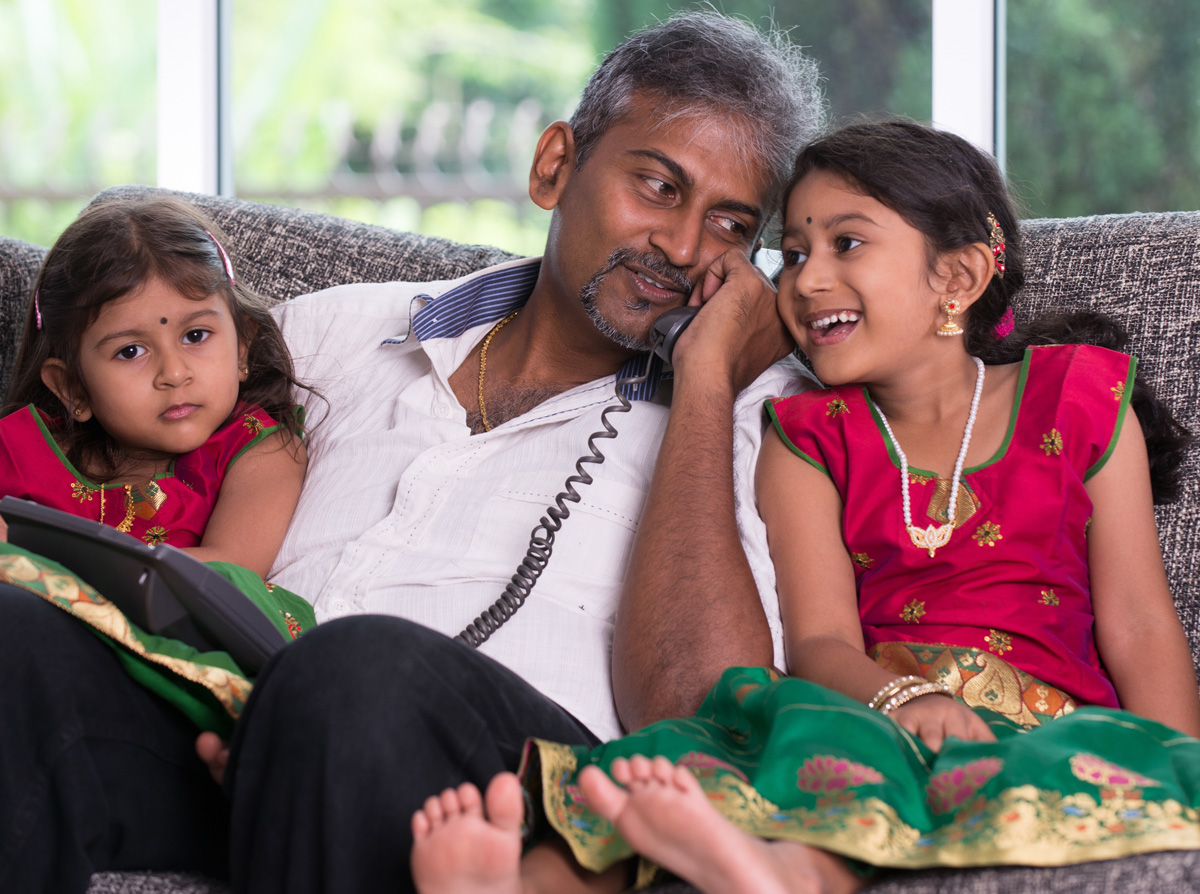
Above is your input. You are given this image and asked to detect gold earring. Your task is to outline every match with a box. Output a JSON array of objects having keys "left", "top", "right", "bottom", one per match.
[
  {"left": 73, "top": 407, "right": 84, "bottom": 417},
  {"left": 937, "top": 298, "right": 965, "bottom": 337},
  {"left": 240, "top": 366, "right": 248, "bottom": 376}
]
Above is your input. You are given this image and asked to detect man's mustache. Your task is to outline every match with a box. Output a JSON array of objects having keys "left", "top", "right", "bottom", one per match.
[{"left": 595, "top": 248, "right": 694, "bottom": 297}]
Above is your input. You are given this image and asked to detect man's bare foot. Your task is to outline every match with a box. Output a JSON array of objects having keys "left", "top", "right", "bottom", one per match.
[
  {"left": 578, "top": 755, "right": 862, "bottom": 894},
  {"left": 410, "top": 773, "right": 526, "bottom": 894}
]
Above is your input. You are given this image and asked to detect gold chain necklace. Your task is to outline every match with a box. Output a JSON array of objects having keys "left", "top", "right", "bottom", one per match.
[{"left": 477, "top": 309, "right": 520, "bottom": 432}]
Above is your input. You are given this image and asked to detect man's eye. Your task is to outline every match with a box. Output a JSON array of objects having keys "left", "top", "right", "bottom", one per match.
[
  {"left": 644, "top": 177, "right": 675, "bottom": 198},
  {"left": 781, "top": 249, "right": 808, "bottom": 267},
  {"left": 184, "top": 329, "right": 211, "bottom": 344},
  {"left": 116, "top": 344, "right": 146, "bottom": 360},
  {"left": 835, "top": 236, "right": 862, "bottom": 253},
  {"left": 714, "top": 216, "right": 748, "bottom": 237}
]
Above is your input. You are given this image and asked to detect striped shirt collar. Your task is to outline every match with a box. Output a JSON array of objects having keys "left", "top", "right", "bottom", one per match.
[{"left": 382, "top": 259, "right": 668, "bottom": 401}]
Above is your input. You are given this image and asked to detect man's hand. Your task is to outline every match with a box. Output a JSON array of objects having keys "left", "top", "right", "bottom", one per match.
[
  {"left": 891, "top": 696, "right": 996, "bottom": 752},
  {"left": 195, "top": 731, "right": 230, "bottom": 786},
  {"left": 670, "top": 250, "right": 792, "bottom": 394}
]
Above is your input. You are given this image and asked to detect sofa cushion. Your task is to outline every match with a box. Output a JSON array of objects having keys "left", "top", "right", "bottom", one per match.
[
  {"left": 1019, "top": 211, "right": 1200, "bottom": 668},
  {"left": 0, "top": 235, "right": 47, "bottom": 399},
  {"left": 91, "top": 186, "right": 517, "bottom": 307}
]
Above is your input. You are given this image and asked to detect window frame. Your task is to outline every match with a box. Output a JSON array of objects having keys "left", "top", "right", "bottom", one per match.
[{"left": 156, "top": 0, "right": 1004, "bottom": 196}]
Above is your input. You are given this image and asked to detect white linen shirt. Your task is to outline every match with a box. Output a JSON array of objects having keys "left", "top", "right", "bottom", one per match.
[{"left": 270, "top": 256, "right": 814, "bottom": 740}]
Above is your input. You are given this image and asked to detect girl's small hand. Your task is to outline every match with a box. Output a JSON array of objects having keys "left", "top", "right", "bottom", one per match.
[{"left": 891, "top": 695, "right": 996, "bottom": 751}]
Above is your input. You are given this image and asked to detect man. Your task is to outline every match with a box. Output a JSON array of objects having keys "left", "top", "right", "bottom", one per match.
[{"left": 0, "top": 11, "right": 821, "bottom": 894}]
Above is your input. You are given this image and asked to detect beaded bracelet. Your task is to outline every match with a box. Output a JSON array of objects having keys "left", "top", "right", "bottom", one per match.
[
  {"left": 867, "top": 675, "right": 926, "bottom": 712},
  {"left": 877, "top": 680, "right": 956, "bottom": 716}
]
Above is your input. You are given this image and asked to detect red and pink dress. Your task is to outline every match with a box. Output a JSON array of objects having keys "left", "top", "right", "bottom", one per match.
[
  {"left": 0, "top": 402, "right": 281, "bottom": 546},
  {"left": 520, "top": 345, "right": 1200, "bottom": 878}
]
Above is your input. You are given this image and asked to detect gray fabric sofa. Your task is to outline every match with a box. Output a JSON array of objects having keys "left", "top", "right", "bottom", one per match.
[{"left": 2, "top": 186, "right": 1199, "bottom": 893}]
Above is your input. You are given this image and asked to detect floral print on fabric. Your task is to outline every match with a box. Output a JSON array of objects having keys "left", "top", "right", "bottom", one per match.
[{"left": 927, "top": 758, "right": 1005, "bottom": 815}]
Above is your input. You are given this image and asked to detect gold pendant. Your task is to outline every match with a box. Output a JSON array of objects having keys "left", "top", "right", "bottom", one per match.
[{"left": 907, "top": 522, "right": 953, "bottom": 557}]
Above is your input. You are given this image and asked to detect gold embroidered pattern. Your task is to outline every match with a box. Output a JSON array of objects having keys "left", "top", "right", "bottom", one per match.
[
  {"left": 1040, "top": 589, "right": 1060, "bottom": 606},
  {"left": 242, "top": 414, "right": 264, "bottom": 435},
  {"left": 927, "top": 479, "right": 979, "bottom": 525},
  {"left": 901, "top": 599, "right": 926, "bottom": 624},
  {"left": 1085, "top": 518, "right": 1092, "bottom": 537},
  {"left": 71, "top": 482, "right": 96, "bottom": 502},
  {"left": 870, "top": 642, "right": 1077, "bottom": 728},
  {"left": 908, "top": 472, "right": 934, "bottom": 485},
  {"left": 973, "top": 521, "right": 1003, "bottom": 547},
  {"left": 1111, "top": 381, "right": 1125, "bottom": 401},
  {"left": 851, "top": 552, "right": 874, "bottom": 570},
  {"left": 533, "top": 735, "right": 1200, "bottom": 874},
  {"left": 282, "top": 611, "right": 304, "bottom": 639},
  {"left": 142, "top": 526, "right": 169, "bottom": 545},
  {"left": 985, "top": 629, "right": 1013, "bottom": 654},
  {"left": 0, "top": 552, "right": 252, "bottom": 718},
  {"left": 1041, "top": 429, "right": 1064, "bottom": 456}
]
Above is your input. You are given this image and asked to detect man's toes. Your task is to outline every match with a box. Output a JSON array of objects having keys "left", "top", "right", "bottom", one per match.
[{"left": 484, "top": 772, "right": 526, "bottom": 832}]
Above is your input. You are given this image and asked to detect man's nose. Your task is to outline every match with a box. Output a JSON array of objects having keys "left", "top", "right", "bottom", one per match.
[{"left": 648, "top": 208, "right": 706, "bottom": 269}]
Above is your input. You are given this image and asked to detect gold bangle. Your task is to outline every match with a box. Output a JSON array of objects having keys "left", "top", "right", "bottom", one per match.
[
  {"left": 867, "top": 675, "right": 926, "bottom": 712},
  {"left": 878, "top": 681, "right": 956, "bottom": 716}
]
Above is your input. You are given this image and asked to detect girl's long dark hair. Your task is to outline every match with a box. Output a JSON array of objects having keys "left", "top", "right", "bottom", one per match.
[
  {"left": 4, "top": 196, "right": 313, "bottom": 482},
  {"left": 787, "top": 118, "right": 1189, "bottom": 503}
]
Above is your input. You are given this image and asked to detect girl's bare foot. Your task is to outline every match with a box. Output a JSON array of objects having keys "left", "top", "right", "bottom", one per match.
[
  {"left": 578, "top": 755, "right": 862, "bottom": 894},
  {"left": 411, "top": 773, "right": 526, "bottom": 894}
]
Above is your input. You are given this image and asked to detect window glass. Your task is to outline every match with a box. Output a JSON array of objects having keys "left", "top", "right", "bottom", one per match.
[
  {"left": 1006, "top": 0, "right": 1200, "bottom": 217},
  {"left": 232, "top": 0, "right": 931, "bottom": 254},
  {"left": 0, "top": 0, "right": 157, "bottom": 247}
]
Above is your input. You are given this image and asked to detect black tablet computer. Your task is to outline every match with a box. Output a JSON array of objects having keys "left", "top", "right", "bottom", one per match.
[{"left": 0, "top": 496, "right": 284, "bottom": 674}]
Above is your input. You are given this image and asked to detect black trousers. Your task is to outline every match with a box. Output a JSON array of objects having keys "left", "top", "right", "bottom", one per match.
[
  {"left": 0, "top": 587, "right": 598, "bottom": 894},
  {"left": 0, "top": 584, "right": 229, "bottom": 893}
]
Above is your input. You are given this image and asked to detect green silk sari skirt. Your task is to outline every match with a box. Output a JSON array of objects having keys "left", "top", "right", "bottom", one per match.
[{"left": 524, "top": 665, "right": 1200, "bottom": 882}]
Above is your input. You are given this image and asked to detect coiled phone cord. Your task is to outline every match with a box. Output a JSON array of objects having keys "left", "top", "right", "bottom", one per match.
[{"left": 454, "top": 362, "right": 652, "bottom": 648}]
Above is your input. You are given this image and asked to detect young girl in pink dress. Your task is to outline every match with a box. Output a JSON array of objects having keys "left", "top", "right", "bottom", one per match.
[
  {"left": 408, "top": 120, "right": 1200, "bottom": 894},
  {"left": 0, "top": 196, "right": 308, "bottom": 576}
]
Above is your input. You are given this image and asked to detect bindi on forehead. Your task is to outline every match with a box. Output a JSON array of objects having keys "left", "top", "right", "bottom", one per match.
[
  {"left": 807, "top": 217, "right": 812, "bottom": 224},
  {"left": 160, "top": 317, "right": 168, "bottom": 324}
]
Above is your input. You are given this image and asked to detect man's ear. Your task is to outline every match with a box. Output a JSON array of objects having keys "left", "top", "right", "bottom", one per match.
[
  {"left": 937, "top": 242, "right": 996, "bottom": 313},
  {"left": 529, "top": 121, "right": 576, "bottom": 211},
  {"left": 40, "top": 359, "right": 92, "bottom": 421}
]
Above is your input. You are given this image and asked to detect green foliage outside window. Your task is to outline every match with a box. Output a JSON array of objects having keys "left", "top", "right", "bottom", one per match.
[{"left": 1, "top": 0, "right": 1197, "bottom": 252}]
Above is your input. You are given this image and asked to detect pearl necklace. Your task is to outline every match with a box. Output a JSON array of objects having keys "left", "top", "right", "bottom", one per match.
[{"left": 876, "top": 356, "right": 985, "bottom": 557}]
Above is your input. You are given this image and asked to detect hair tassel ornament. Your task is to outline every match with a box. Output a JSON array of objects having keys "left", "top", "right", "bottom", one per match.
[
  {"left": 205, "top": 230, "right": 237, "bottom": 285},
  {"left": 33, "top": 287, "right": 43, "bottom": 330},
  {"left": 987, "top": 212, "right": 1006, "bottom": 278}
]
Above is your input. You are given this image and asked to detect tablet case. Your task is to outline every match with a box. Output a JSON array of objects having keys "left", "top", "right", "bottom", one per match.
[{"left": 0, "top": 496, "right": 283, "bottom": 674}]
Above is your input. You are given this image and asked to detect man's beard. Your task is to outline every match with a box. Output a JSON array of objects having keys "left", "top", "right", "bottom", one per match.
[{"left": 579, "top": 248, "right": 693, "bottom": 351}]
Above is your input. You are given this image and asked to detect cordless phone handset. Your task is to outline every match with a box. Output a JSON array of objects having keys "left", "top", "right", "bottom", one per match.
[{"left": 651, "top": 306, "right": 698, "bottom": 366}]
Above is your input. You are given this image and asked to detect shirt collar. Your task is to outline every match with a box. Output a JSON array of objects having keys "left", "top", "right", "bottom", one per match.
[{"left": 381, "top": 259, "right": 669, "bottom": 401}]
